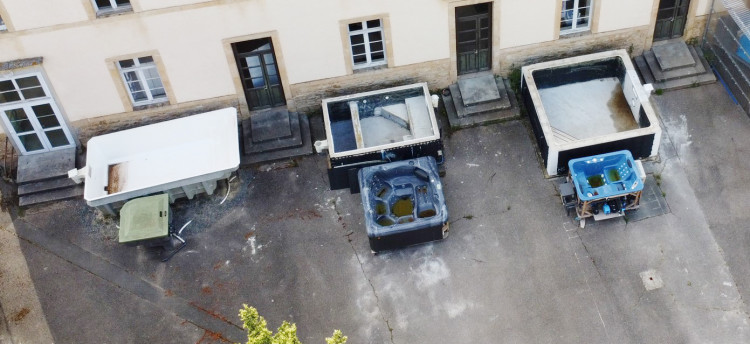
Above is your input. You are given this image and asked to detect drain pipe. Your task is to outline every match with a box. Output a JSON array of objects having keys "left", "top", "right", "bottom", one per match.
[{"left": 702, "top": 0, "right": 717, "bottom": 49}]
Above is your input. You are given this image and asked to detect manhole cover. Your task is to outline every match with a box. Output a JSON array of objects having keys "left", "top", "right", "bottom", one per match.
[{"left": 639, "top": 269, "right": 663, "bottom": 291}]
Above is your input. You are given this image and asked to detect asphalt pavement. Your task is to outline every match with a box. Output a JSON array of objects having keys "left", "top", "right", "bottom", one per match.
[{"left": 1, "top": 83, "right": 749, "bottom": 343}]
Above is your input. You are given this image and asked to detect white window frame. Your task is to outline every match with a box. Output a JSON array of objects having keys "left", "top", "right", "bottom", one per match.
[
  {"left": 0, "top": 73, "right": 75, "bottom": 154},
  {"left": 0, "top": 15, "right": 7, "bottom": 31},
  {"left": 117, "top": 57, "right": 168, "bottom": 106},
  {"left": 91, "top": 0, "right": 132, "bottom": 14},
  {"left": 348, "top": 19, "right": 387, "bottom": 69},
  {"left": 560, "top": 0, "right": 592, "bottom": 34}
]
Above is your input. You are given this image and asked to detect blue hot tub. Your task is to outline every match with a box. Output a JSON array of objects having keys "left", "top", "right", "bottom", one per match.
[
  {"left": 358, "top": 156, "right": 449, "bottom": 252},
  {"left": 569, "top": 150, "right": 643, "bottom": 202}
]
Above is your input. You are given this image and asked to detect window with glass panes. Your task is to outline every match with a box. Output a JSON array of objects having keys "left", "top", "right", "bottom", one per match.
[
  {"left": 0, "top": 74, "right": 75, "bottom": 154},
  {"left": 560, "top": 0, "right": 591, "bottom": 33},
  {"left": 348, "top": 19, "right": 386, "bottom": 69},
  {"left": 0, "top": 14, "right": 6, "bottom": 31},
  {"left": 117, "top": 57, "right": 167, "bottom": 106},
  {"left": 92, "top": 0, "right": 131, "bottom": 13}
]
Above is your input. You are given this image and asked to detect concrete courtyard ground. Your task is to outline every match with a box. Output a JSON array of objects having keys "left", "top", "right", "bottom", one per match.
[{"left": 1, "top": 82, "right": 750, "bottom": 343}]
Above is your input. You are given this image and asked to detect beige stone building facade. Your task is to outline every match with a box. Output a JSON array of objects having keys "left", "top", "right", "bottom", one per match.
[{"left": 0, "top": 0, "right": 714, "bottom": 156}]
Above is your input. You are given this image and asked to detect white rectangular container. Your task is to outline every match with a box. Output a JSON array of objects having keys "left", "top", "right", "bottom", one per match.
[{"left": 80, "top": 107, "right": 240, "bottom": 214}]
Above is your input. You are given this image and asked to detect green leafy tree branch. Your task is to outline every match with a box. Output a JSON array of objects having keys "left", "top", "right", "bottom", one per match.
[{"left": 239, "top": 304, "right": 347, "bottom": 344}]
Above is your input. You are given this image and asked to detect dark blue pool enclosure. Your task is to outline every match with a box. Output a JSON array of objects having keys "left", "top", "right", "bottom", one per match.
[
  {"left": 358, "top": 156, "right": 449, "bottom": 252},
  {"left": 317, "top": 83, "right": 443, "bottom": 191}
]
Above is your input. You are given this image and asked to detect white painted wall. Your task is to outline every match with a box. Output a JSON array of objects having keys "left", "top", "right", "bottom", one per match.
[
  {"left": 0, "top": 0, "right": 451, "bottom": 122},
  {"left": 498, "top": 0, "right": 557, "bottom": 49},
  {"left": 1, "top": 0, "right": 88, "bottom": 30},
  {"left": 696, "top": 0, "right": 719, "bottom": 15},
  {"left": 597, "top": 0, "right": 654, "bottom": 33},
  {"left": 0, "top": 0, "right": 714, "bottom": 127},
  {"left": 135, "top": 0, "right": 212, "bottom": 12}
]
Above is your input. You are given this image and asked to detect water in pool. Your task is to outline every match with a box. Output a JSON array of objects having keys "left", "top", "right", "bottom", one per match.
[
  {"left": 377, "top": 217, "right": 395, "bottom": 226},
  {"left": 392, "top": 197, "right": 414, "bottom": 217},
  {"left": 607, "top": 169, "right": 621, "bottom": 182},
  {"left": 398, "top": 216, "right": 415, "bottom": 224},
  {"left": 588, "top": 175, "right": 605, "bottom": 188},
  {"left": 375, "top": 202, "right": 387, "bottom": 215},
  {"left": 538, "top": 77, "right": 638, "bottom": 140},
  {"left": 418, "top": 209, "right": 436, "bottom": 218}
]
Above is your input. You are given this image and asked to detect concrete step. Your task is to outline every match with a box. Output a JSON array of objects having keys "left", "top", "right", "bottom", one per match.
[
  {"left": 242, "top": 111, "right": 303, "bottom": 154},
  {"left": 551, "top": 127, "right": 578, "bottom": 143},
  {"left": 644, "top": 46, "right": 707, "bottom": 82},
  {"left": 634, "top": 56, "right": 656, "bottom": 85},
  {"left": 16, "top": 147, "right": 76, "bottom": 184},
  {"left": 17, "top": 177, "right": 78, "bottom": 196},
  {"left": 249, "top": 108, "right": 292, "bottom": 142},
  {"left": 240, "top": 114, "right": 312, "bottom": 166},
  {"left": 405, "top": 96, "right": 434, "bottom": 138},
  {"left": 653, "top": 71, "right": 716, "bottom": 91},
  {"left": 19, "top": 184, "right": 84, "bottom": 207},
  {"left": 652, "top": 46, "right": 716, "bottom": 91},
  {"left": 379, "top": 104, "right": 409, "bottom": 128},
  {"left": 652, "top": 40, "right": 697, "bottom": 71},
  {"left": 443, "top": 79, "right": 520, "bottom": 129},
  {"left": 448, "top": 77, "right": 511, "bottom": 118}
]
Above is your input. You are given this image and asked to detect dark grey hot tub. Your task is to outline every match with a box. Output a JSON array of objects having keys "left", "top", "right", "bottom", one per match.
[
  {"left": 521, "top": 50, "right": 661, "bottom": 176},
  {"left": 358, "top": 156, "right": 449, "bottom": 253}
]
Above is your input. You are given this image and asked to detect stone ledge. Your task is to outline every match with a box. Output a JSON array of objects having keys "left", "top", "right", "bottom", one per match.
[{"left": 0, "top": 57, "right": 43, "bottom": 71}]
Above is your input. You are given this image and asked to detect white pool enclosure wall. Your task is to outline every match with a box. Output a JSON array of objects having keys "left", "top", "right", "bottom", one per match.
[
  {"left": 320, "top": 82, "right": 440, "bottom": 159},
  {"left": 521, "top": 50, "right": 661, "bottom": 176},
  {"left": 73, "top": 107, "right": 240, "bottom": 214}
]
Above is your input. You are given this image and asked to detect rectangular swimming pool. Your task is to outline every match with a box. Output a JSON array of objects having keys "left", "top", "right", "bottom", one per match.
[
  {"left": 318, "top": 83, "right": 443, "bottom": 190},
  {"left": 521, "top": 50, "right": 661, "bottom": 176}
]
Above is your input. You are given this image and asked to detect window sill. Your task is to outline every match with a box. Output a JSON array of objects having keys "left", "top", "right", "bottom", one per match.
[
  {"left": 132, "top": 99, "right": 169, "bottom": 111},
  {"left": 352, "top": 63, "right": 388, "bottom": 74},
  {"left": 559, "top": 29, "right": 592, "bottom": 39},
  {"left": 96, "top": 6, "right": 133, "bottom": 18}
]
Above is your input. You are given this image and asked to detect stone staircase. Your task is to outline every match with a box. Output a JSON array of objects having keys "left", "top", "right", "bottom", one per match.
[
  {"left": 16, "top": 147, "right": 83, "bottom": 207},
  {"left": 634, "top": 40, "right": 716, "bottom": 90},
  {"left": 442, "top": 72, "right": 519, "bottom": 129},
  {"left": 240, "top": 107, "right": 312, "bottom": 165}
]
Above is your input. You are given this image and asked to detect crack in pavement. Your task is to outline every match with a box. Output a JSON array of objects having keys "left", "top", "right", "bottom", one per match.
[
  {"left": 331, "top": 198, "right": 395, "bottom": 344},
  {"left": 567, "top": 226, "right": 611, "bottom": 341}
]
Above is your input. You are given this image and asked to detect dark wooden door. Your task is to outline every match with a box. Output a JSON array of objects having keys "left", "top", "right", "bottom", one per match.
[
  {"left": 233, "top": 38, "right": 285, "bottom": 110},
  {"left": 654, "top": 0, "right": 690, "bottom": 41},
  {"left": 456, "top": 3, "right": 491, "bottom": 75}
]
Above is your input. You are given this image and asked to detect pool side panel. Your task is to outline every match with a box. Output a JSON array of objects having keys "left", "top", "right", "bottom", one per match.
[
  {"left": 328, "top": 139, "right": 443, "bottom": 191},
  {"left": 521, "top": 81, "right": 550, "bottom": 168},
  {"left": 531, "top": 57, "right": 625, "bottom": 89}
]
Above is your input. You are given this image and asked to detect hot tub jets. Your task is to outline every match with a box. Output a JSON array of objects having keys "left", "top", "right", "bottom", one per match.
[{"left": 359, "top": 156, "right": 449, "bottom": 253}]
